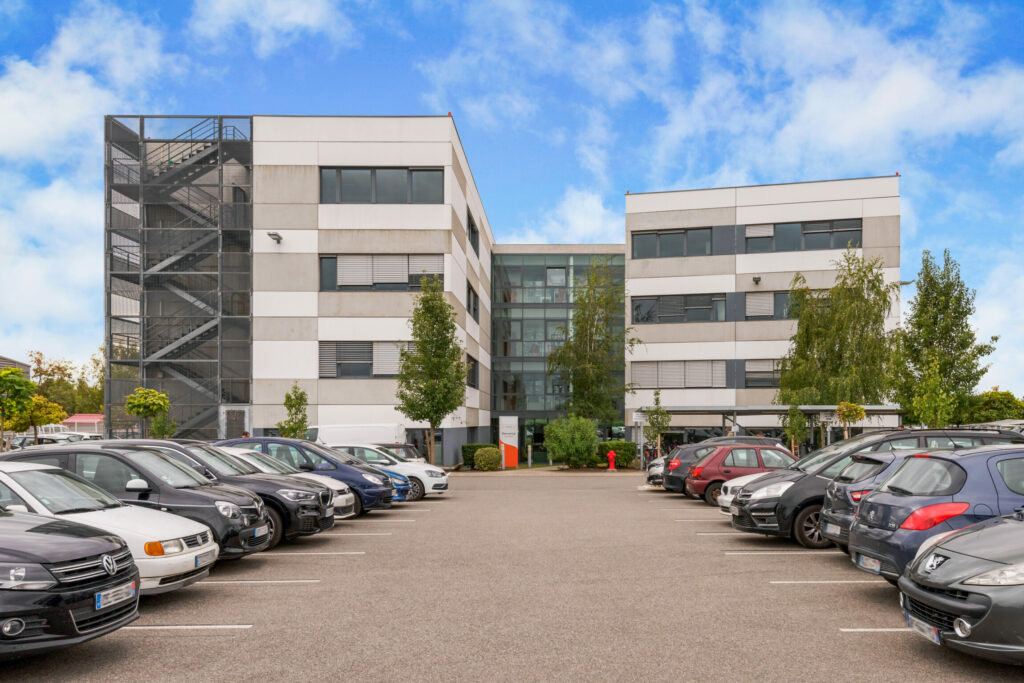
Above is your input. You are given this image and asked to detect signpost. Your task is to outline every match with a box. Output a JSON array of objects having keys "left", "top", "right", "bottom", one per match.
[{"left": 498, "top": 416, "right": 519, "bottom": 470}]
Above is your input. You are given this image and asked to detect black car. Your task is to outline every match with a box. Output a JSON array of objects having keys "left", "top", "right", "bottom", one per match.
[
  {"left": 662, "top": 436, "right": 783, "bottom": 494},
  {"left": 2, "top": 446, "right": 272, "bottom": 558},
  {"left": 731, "top": 429, "right": 1024, "bottom": 549},
  {"left": 899, "top": 511, "right": 1024, "bottom": 665},
  {"left": 0, "top": 509, "right": 140, "bottom": 660}
]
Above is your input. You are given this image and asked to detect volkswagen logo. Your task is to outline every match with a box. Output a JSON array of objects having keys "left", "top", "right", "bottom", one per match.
[
  {"left": 101, "top": 554, "right": 117, "bottom": 576},
  {"left": 924, "top": 553, "right": 948, "bottom": 573}
]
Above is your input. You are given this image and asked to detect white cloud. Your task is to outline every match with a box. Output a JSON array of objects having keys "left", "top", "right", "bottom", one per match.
[
  {"left": 503, "top": 187, "right": 622, "bottom": 244},
  {"left": 973, "top": 259, "right": 1024, "bottom": 395}
]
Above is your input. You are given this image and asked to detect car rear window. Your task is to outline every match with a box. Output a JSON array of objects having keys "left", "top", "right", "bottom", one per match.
[
  {"left": 996, "top": 458, "right": 1024, "bottom": 495},
  {"left": 880, "top": 458, "right": 966, "bottom": 496},
  {"left": 820, "top": 455, "right": 855, "bottom": 478},
  {"left": 692, "top": 449, "right": 720, "bottom": 467},
  {"left": 835, "top": 457, "right": 887, "bottom": 483}
]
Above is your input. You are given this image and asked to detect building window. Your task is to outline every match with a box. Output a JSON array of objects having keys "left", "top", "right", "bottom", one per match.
[
  {"left": 320, "top": 254, "right": 444, "bottom": 291},
  {"left": 319, "top": 341, "right": 406, "bottom": 378},
  {"left": 744, "top": 292, "right": 795, "bottom": 320},
  {"left": 467, "top": 212, "right": 480, "bottom": 255},
  {"left": 745, "top": 360, "right": 780, "bottom": 387},
  {"left": 631, "top": 228, "right": 713, "bottom": 259},
  {"left": 744, "top": 219, "right": 861, "bottom": 253},
  {"left": 467, "top": 283, "right": 480, "bottom": 322},
  {"left": 320, "top": 167, "right": 444, "bottom": 204},
  {"left": 632, "top": 294, "right": 726, "bottom": 324},
  {"left": 467, "top": 354, "right": 479, "bottom": 388},
  {"left": 631, "top": 360, "right": 727, "bottom": 388}
]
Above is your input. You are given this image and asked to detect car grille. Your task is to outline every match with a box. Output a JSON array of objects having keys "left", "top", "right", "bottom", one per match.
[
  {"left": 732, "top": 514, "right": 757, "bottom": 530},
  {"left": 318, "top": 515, "right": 335, "bottom": 531},
  {"left": 183, "top": 531, "right": 211, "bottom": 548},
  {"left": 913, "top": 582, "right": 971, "bottom": 602},
  {"left": 381, "top": 491, "right": 393, "bottom": 504},
  {"left": 736, "top": 491, "right": 752, "bottom": 503},
  {"left": 299, "top": 516, "right": 317, "bottom": 533},
  {"left": 72, "top": 596, "right": 138, "bottom": 634},
  {"left": 245, "top": 534, "right": 266, "bottom": 548},
  {"left": 319, "top": 490, "right": 332, "bottom": 506},
  {"left": 45, "top": 547, "right": 134, "bottom": 586},
  {"left": 240, "top": 505, "right": 262, "bottom": 526},
  {"left": 906, "top": 596, "right": 958, "bottom": 631}
]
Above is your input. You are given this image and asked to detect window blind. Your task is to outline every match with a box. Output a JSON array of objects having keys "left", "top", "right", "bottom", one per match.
[
  {"left": 631, "top": 362, "right": 658, "bottom": 388},
  {"left": 372, "top": 342, "right": 402, "bottom": 376},
  {"left": 338, "top": 255, "right": 372, "bottom": 286},
  {"left": 685, "top": 360, "right": 712, "bottom": 387},
  {"left": 746, "top": 359, "right": 775, "bottom": 373},
  {"left": 409, "top": 254, "right": 443, "bottom": 276},
  {"left": 745, "top": 292, "right": 774, "bottom": 317},
  {"left": 372, "top": 255, "right": 408, "bottom": 283},
  {"left": 658, "top": 361, "right": 685, "bottom": 388},
  {"left": 746, "top": 224, "right": 774, "bottom": 238},
  {"left": 318, "top": 342, "right": 337, "bottom": 378}
]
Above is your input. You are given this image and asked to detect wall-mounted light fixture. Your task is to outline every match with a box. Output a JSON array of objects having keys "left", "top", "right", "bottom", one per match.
[
  {"left": 267, "top": 231, "right": 283, "bottom": 244},
  {"left": 752, "top": 275, "right": 761, "bottom": 285}
]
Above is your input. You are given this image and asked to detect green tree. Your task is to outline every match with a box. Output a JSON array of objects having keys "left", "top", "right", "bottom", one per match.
[
  {"left": 396, "top": 275, "right": 466, "bottom": 465},
  {"left": 545, "top": 415, "right": 600, "bottom": 469},
  {"left": 547, "top": 257, "right": 639, "bottom": 424},
  {"left": 8, "top": 395, "right": 68, "bottom": 444},
  {"left": 835, "top": 401, "right": 866, "bottom": 440},
  {"left": 895, "top": 250, "right": 996, "bottom": 424},
  {"left": 965, "top": 387, "right": 1024, "bottom": 423},
  {"left": 26, "top": 349, "right": 104, "bottom": 415},
  {"left": 642, "top": 390, "right": 671, "bottom": 457},
  {"left": 276, "top": 383, "right": 309, "bottom": 438},
  {"left": 150, "top": 412, "right": 178, "bottom": 439},
  {"left": 782, "top": 405, "right": 809, "bottom": 456},
  {"left": 124, "top": 387, "right": 170, "bottom": 438},
  {"left": 912, "top": 355, "right": 954, "bottom": 428},
  {"left": 0, "top": 367, "right": 36, "bottom": 452}
]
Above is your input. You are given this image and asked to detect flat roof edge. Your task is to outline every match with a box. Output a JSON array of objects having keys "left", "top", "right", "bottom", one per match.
[{"left": 626, "top": 174, "right": 899, "bottom": 197}]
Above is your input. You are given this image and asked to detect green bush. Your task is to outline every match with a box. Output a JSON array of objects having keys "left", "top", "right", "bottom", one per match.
[
  {"left": 474, "top": 447, "right": 501, "bottom": 471},
  {"left": 461, "top": 443, "right": 496, "bottom": 469},
  {"left": 598, "top": 441, "right": 638, "bottom": 469},
  {"left": 545, "top": 416, "right": 600, "bottom": 468}
]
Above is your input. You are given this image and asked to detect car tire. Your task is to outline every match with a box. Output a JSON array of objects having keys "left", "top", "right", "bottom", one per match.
[
  {"left": 408, "top": 478, "right": 425, "bottom": 501},
  {"left": 353, "top": 492, "right": 364, "bottom": 516},
  {"left": 265, "top": 507, "right": 284, "bottom": 549},
  {"left": 838, "top": 544, "right": 849, "bottom": 555},
  {"left": 703, "top": 482, "right": 723, "bottom": 506},
  {"left": 793, "top": 505, "right": 831, "bottom": 549}
]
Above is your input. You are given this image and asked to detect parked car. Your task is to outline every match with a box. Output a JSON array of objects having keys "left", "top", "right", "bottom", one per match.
[
  {"left": 717, "top": 472, "right": 774, "bottom": 515},
  {"left": 375, "top": 443, "right": 427, "bottom": 463},
  {"left": 0, "top": 508, "right": 139, "bottom": 660},
  {"left": 2, "top": 445, "right": 272, "bottom": 558},
  {"left": 824, "top": 430, "right": 1024, "bottom": 552},
  {"left": 850, "top": 445, "right": 1024, "bottom": 584},
  {"left": 662, "top": 436, "right": 784, "bottom": 494},
  {"left": 0, "top": 462, "right": 218, "bottom": 595},
  {"left": 647, "top": 457, "right": 665, "bottom": 486},
  {"left": 684, "top": 444, "right": 795, "bottom": 505},
  {"left": 379, "top": 468, "right": 411, "bottom": 502},
  {"left": 216, "top": 437, "right": 394, "bottom": 516},
  {"left": 899, "top": 511, "right": 1024, "bottom": 664},
  {"left": 218, "top": 446, "right": 357, "bottom": 519},
  {"left": 330, "top": 443, "right": 448, "bottom": 500}
]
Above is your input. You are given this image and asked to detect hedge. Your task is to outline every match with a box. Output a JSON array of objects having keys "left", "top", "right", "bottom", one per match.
[
  {"left": 598, "top": 441, "right": 638, "bottom": 469},
  {"left": 546, "top": 416, "right": 600, "bottom": 468},
  {"left": 474, "top": 447, "right": 501, "bottom": 471},
  {"left": 461, "top": 443, "right": 497, "bottom": 469}
]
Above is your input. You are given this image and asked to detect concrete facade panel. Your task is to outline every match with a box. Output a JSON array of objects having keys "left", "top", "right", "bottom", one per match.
[
  {"left": 626, "top": 206, "right": 737, "bottom": 231},
  {"left": 253, "top": 317, "right": 318, "bottom": 341},
  {"left": 318, "top": 204, "right": 450, "bottom": 230},
  {"left": 634, "top": 322, "right": 736, "bottom": 344},
  {"left": 735, "top": 388, "right": 781, "bottom": 406},
  {"left": 253, "top": 341, "right": 319, "bottom": 379},
  {"left": 317, "top": 229, "right": 450, "bottom": 254},
  {"left": 628, "top": 388, "right": 737, "bottom": 407},
  {"left": 254, "top": 116, "right": 451, "bottom": 143},
  {"left": 626, "top": 254, "right": 736, "bottom": 280},
  {"left": 736, "top": 199, "right": 863, "bottom": 225},
  {"left": 734, "top": 270, "right": 838, "bottom": 292},
  {"left": 254, "top": 229, "right": 317, "bottom": 254},
  {"left": 625, "top": 187, "right": 737, "bottom": 213},
  {"left": 318, "top": 317, "right": 412, "bottom": 341},
  {"left": 862, "top": 246, "right": 901, "bottom": 268},
  {"left": 735, "top": 340, "right": 792, "bottom": 358},
  {"left": 254, "top": 203, "right": 319, "bottom": 230},
  {"left": 735, "top": 249, "right": 855, "bottom": 274},
  {"left": 628, "top": 342, "right": 736, "bottom": 361},
  {"left": 863, "top": 197, "right": 901, "bottom": 218},
  {"left": 317, "top": 404, "right": 414, "bottom": 426},
  {"left": 253, "top": 254, "right": 319, "bottom": 291},
  {"left": 628, "top": 274, "right": 736, "bottom": 297},
  {"left": 735, "top": 176, "right": 898, "bottom": 206},
  {"left": 253, "top": 142, "right": 318, "bottom": 166},
  {"left": 317, "top": 292, "right": 416, "bottom": 318},
  {"left": 316, "top": 141, "right": 451, "bottom": 167},
  {"left": 735, "top": 320, "right": 797, "bottom": 342},
  {"left": 253, "top": 379, "right": 318, "bottom": 405},
  {"left": 317, "top": 379, "right": 400, "bottom": 405},
  {"left": 253, "top": 165, "right": 319, "bottom": 204},
  {"left": 862, "top": 216, "right": 901, "bottom": 247},
  {"left": 252, "top": 292, "right": 318, "bottom": 317}
]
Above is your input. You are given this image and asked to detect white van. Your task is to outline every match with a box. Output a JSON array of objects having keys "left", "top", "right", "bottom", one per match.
[{"left": 308, "top": 423, "right": 405, "bottom": 446}]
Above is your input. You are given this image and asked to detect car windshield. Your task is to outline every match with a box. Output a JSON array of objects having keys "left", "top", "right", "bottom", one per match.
[
  {"left": 185, "top": 445, "right": 256, "bottom": 476},
  {"left": 834, "top": 457, "right": 888, "bottom": 484},
  {"left": 10, "top": 469, "right": 121, "bottom": 514},
  {"left": 306, "top": 442, "right": 362, "bottom": 466},
  {"left": 879, "top": 457, "right": 967, "bottom": 496},
  {"left": 793, "top": 432, "right": 885, "bottom": 472},
  {"left": 122, "top": 449, "right": 210, "bottom": 487},
  {"left": 235, "top": 450, "right": 299, "bottom": 475},
  {"left": 377, "top": 446, "right": 408, "bottom": 462}
]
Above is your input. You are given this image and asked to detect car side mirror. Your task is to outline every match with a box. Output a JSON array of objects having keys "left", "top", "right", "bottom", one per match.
[
  {"left": 4, "top": 504, "right": 29, "bottom": 513},
  {"left": 203, "top": 468, "right": 217, "bottom": 480},
  {"left": 298, "top": 463, "right": 314, "bottom": 471},
  {"left": 125, "top": 478, "right": 150, "bottom": 492}
]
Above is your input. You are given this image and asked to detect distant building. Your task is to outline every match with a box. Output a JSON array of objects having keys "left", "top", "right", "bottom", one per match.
[
  {"left": 62, "top": 414, "right": 105, "bottom": 435},
  {"left": 0, "top": 355, "right": 30, "bottom": 380}
]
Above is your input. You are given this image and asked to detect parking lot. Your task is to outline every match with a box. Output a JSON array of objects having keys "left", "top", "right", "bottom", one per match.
[{"left": 5, "top": 471, "right": 1017, "bottom": 681}]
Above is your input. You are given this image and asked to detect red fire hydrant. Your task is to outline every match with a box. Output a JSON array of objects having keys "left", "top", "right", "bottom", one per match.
[{"left": 607, "top": 450, "right": 616, "bottom": 471}]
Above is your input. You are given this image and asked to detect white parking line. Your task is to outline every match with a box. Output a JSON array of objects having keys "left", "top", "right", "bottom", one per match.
[
  {"left": 260, "top": 551, "right": 366, "bottom": 556},
  {"left": 388, "top": 507, "right": 431, "bottom": 511},
  {"left": 318, "top": 532, "right": 392, "bottom": 536},
  {"left": 124, "top": 625, "right": 253, "bottom": 631},
  {"left": 659, "top": 508, "right": 718, "bottom": 511},
  {"left": 362, "top": 519, "right": 416, "bottom": 522},
  {"left": 696, "top": 531, "right": 745, "bottom": 535},
  {"left": 675, "top": 519, "right": 729, "bottom": 522},
  {"left": 204, "top": 580, "right": 320, "bottom": 584},
  {"left": 771, "top": 580, "right": 885, "bottom": 584},
  {"left": 840, "top": 628, "right": 911, "bottom": 633},
  {"left": 723, "top": 550, "right": 844, "bottom": 555}
]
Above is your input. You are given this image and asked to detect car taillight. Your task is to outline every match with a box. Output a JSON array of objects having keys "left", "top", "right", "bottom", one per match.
[
  {"left": 913, "top": 453, "right": 930, "bottom": 458},
  {"left": 668, "top": 459, "right": 681, "bottom": 470},
  {"left": 900, "top": 502, "right": 970, "bottom": 531},
  {"left": 691, "top": 467, "right": 704, "bottom": 479},
  {"left": 850, "top": 490, "right": 871, "bottom": 502}
]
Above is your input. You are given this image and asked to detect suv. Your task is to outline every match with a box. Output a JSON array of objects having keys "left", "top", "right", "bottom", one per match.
[
  {"left": 0, "top": 509, "right": 140, "bottom": 660},
  {"left": 662, "top": 436, "right": 783, "bottom": 494},
  {"left": 684, "top": 444, "right": 795, "bottom": 505},
  {"left": 731, "top": 429, "right": 1024, "bottom": 549}
]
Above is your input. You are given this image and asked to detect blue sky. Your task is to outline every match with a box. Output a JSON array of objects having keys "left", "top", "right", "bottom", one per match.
[{"left": 1, "top": 0, "right": 1023, "bottom": 393}]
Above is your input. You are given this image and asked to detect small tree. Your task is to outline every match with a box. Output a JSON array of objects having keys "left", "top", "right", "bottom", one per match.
[
  {"left": 150, "top": 411, "right": 178, "bottom": 439},
  {"left": 9, "top": 395, "right": 68, "bottom": 444},
  {"left": 966, "top": 387, "right": 1024, "bottom": 423},
  {"left": 124, "top": 387, "right": 170, "bottom": 438},
  {"left": 396, "top": 275, "right": 466, "bottom": 465},
  {"left": 783, "top": 405, "right": 809, "bottom": 456},
  {"left": 276, "top": 383, "right": 309, "bottom": 439},
  {"left": 835, "top": 401, "right": 866, "bottom": 440},
  {"left": 642, "top": 390, "right": 671, "bottom": 458},
  {"left": 545, "top": 415, "right": 600, "bottom": 469},
  {"left": 912, "top": 356, "right": 954, "bottom": 428},
  {"left": 1, "top": 368, "right": 37, "bottom": 451}
]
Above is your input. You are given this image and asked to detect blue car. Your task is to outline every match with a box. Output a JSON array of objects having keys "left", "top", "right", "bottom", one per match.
[
  {"left": 217, "top": 437, "right": 394, "bottom": 516},
  {"left": 849, "top": 446, "right": 1024, "bottom": 583},
  {"left": 379, "top": 468, "right": 411, "bottom": 502}
]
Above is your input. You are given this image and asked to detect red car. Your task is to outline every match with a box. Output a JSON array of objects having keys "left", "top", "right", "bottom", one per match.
[{"left": 684, "top": 444, "right": 796, "bottom": 505}]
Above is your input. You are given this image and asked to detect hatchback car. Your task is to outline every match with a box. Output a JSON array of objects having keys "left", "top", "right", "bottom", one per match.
[
  {"left": 850, "top": 445, "right": 1024, "bottom": 583},
  {"left": 683, "top": 444, "right": 795, "bottom": 505},
  {"left": 375, "top": 443, "right": 426, "bottom": 463},
  {"left": 0, "top": 508, "right": 139, "bottom": 660},
  {"left": 331, "top": 443, "right": 449, "bottom": 500},
  {"left": 0, "top": 462, "right": 217, "bottom": 595},
  {"left": 662, "top": 436, "right": 783, "bottom": 494}
]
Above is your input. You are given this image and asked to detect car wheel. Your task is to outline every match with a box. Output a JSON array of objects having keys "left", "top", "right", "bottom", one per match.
[
  {"left": 408, "top": 478, "right": 425, "bottom": 501},
  {"left": 838, "top": 544, "right": 849, "bottom": 555},
  {"left": 793, "top": 505, "right": 831, "bottom": 549},
  {"left": 265, "top": 507, "right": 284, "bottom": 549},
  {"left": 703, "top": 482, "right": 723, "bottom": 506},
  {"left": 352, "top": 492, "right": 364, "bottom": 516}
]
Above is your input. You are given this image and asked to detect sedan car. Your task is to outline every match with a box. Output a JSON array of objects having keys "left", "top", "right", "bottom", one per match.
[
  {"left": 683, "top": 444, "right": 795, "bottom": 505},
  {"left": 375, "top": 443, "right": 426, "bottom": 463},
  {"left": 899, "top": 512, "right": 1024, "bottom": 665},
  {"left": 0, "top": 462, "right": 217, "bottom": 595},
  {"left": 0, "top": 508, "right": 140, "bottom": 660},
  {"left": 330, "top": 443, "right": 448, "bottom": 500}
]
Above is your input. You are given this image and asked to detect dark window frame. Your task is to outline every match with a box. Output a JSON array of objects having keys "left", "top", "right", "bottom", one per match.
[
  {"left": 631, "top": 228, "right": 714, "bottom": 259},
  {"left": 319, "top": 167, "right": 444, "bottom": 205},
  {"left": 467, "top": 212, "right": 480, "bottom": 255},
  {"left": 467, "top": 283, "right": 480, "bottom": 322},
  {"left": 631, "top": 293, "right": 726, "bottom": 324},
  {"left": 744, "top": 219, "right": 862, "bottom": 254},
  {"left": 467, "top": 354, "right": 479, "bottom": 388}
]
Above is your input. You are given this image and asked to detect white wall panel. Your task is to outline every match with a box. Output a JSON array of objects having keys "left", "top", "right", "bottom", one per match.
[
  {"left": 627, "top": 389, "right": 737, "bottom": 408},
  {"left": 252, "top": 292, "right": 318, "bottom": 317},
  {"left": 466, "top": 317, "right": 480, "bottom": 342},
  {"left": 318, "top": 317, "right": 412, "bottom": 341},
  {"left": 253, "top": 341, "right": 319, "bottom": 379},
  {"left": 318, "top": 204, "right": 450, "bottom": 231},
  {"left": 253, "top": 142, "right": 317, "bottom": 165},
  {"left": 478, "top": 348, "right": 491, "bottom": 369},
  {"left": 626, "top": 274, "right": 736, "bottom": 297},
  {"left": 626, "top": 187, "right": 737, "bottom": 214},
  {"left": 316, "top": 404, "right": 422, "bottom": 426},
  {"left": 254, "top": 116, "right": 451, "bottom": 143},
  {"left": 253, "top": 229, "right": 318, "bottom": 254},
  {"left": 736, "top": 249, "right": 857, "bottom": 274},
  {"left": 735, "top": 340, "right": 792, "bottom": 359},
  {"left": 316, "top": 141, "right": 450, "bottom": 166},
  {"left": 863, "top": 196, "right": 900, "bottom": 217},
  {"left": 736, "top": 177, "right": 898, "bottom": 206},
  {"left": 628, "top": 342, "right": 736, "bottom": 361},
  {"left": 736, "top": 199, "right": 863, "bottom": 225},
  {"left": 446, "top": 254, "right": 467, "bottom": 303},
  {"left": 465, "top": 387, "right": 479, "bottom": 409},
  {"left": 440, "top": 406, "right": 467, "bottom": 429}
]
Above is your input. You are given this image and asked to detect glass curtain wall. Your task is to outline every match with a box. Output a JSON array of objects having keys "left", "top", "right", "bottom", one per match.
[{"left": 104, "top": 116, "right": 252, "bottom": 439}]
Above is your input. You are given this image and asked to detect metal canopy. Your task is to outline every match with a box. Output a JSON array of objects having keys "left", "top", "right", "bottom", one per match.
[{"left": 634, "top": 404, "right": 901, "bottom": 416}]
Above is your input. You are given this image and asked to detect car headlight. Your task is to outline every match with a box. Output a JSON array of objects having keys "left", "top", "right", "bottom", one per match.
[
  {"left": 749, "top": 482, "right": 794, "bottom": 500},
  {"left": 390, "top": 477, "right": 404, "bottom": 486},
  {"left": 426, "top": 469, "right": 446, "bottom": 478},
  {"left": 0, "top": 563, "right": 57, "bottom": 591},
  {"left": 215, "top": 500, "right": 242, "bottom": 518},
  {"left": 361, "top": 473, "right": 384, "bottom": 485},
  {"left": 277, "top": 489, "right": 317, "bottom": 502},
  {"left": 964, "top": 563, "right": 1024, "bottom": 586},
  {"left": 912, "top": 529, "right": 960, "bottom": 562},
  {"left": 144, "top": 539, "right": 186, "bottom": 556}
]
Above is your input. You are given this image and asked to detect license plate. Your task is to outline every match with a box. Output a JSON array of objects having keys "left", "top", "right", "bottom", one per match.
[
  {"left": 906, "top": 613, "right": 941, "bottom": 644},
  {"left": 824, "top": 523, "right": 841, "bottom": 536},
  {"left": 324, "top": 507, "right": 334, "bottom": 518},
  {"left": 730, "top": 506, "right": 739, "bottom": 516},
  {"left": 857, "top": 554, "right": 882, "bottom": 573},
  {"left": 195, "top": 549, "right": 216, "bottom": 568},
  {"left": 95, "top": 581, "right": 136, "bottom": 610},
  {"left": 253, "top": 524, "right": 269, "bottom": 538}
]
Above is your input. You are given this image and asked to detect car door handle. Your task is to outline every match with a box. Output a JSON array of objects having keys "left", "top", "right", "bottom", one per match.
[{"left": 723, "top": 469, "right": 731, "bottom": 473}]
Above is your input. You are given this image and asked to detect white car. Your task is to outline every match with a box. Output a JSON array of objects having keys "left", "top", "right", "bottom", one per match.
[
  {"left": 218, "top": 446, "right": 358, "bottom": 519},
  {"left": 717, "top": 472, "right": 773, "bottom": 515},
  {"left": 0, "top": 461, "right": 218, "bottom": 595},
  {"left": 329, "top": 443, "right": 449, "bottom": 500}
]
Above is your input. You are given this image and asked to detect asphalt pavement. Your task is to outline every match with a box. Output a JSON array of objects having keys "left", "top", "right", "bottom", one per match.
[{"left": 5, "top": 471, "right": 1017, "bottom": 681}]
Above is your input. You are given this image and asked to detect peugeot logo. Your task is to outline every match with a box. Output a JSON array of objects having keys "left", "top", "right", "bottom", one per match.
[
  {"left": 101, "top": 554, "right": 117, "bottom": 576},
  {"left": 924, "top": 553, "right": 948, "bottom": 573}
]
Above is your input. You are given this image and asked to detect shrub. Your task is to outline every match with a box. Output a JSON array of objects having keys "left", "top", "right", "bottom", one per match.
[
  {"left": 474, "top": 447, "right": 501, "bottom": 471},
  {"left": 545, "top": 416, "right": 600, "bottom": 469},
  {"left": 461, "top": 443, "right": 496, "bottom": 469},
  {"left": 598, "top": 441, "right": 638, "bottom": 469}
]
